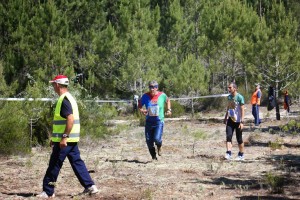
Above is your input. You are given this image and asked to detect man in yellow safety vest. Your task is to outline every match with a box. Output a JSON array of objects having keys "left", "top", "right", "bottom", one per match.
[{"left": 37, "top": 75, "right": 99, "bottom": 198}]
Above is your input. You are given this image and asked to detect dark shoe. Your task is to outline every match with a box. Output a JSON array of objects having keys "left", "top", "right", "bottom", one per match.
[
  {"left": 152, "top": 156, "right": 157, "bottom": 160},
  {"left": 157, "top": 146, "right": 162, "bottom": 156},
  {"left": 149, "top": 147, "right": 156, "bottom": 159}
]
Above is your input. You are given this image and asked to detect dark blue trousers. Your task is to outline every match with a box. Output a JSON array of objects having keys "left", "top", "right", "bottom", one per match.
[
  {"left": 145, "top": 121, "right": 164, "bottom": 158},
  {"left": 42, "top": 142, "right": 94, "bottom": 196},
  {"left": 252, "top": 105, "right": 261, "bottom": 125}
]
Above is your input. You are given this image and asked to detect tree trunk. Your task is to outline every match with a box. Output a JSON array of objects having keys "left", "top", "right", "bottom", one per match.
[{"left": 191, "top": 98, "right": 194, "bottom": 118}]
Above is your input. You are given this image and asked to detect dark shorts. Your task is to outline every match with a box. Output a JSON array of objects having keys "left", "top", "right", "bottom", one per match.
[{"left": 226, "top": 118, "right": 243, "bottom": 144}]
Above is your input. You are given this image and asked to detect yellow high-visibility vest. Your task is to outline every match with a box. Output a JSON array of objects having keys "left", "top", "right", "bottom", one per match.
[{"left": 51, "top": 92, "right": 80, "bottom": 142}]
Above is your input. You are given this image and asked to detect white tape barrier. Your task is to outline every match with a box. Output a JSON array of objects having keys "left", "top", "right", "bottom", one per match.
[
  {"left": 170, "top": 94, "right": 229, "bottom": 100},
  {"left": 0, "top": 98, "right": 133, "bottom": 103},
  {"left": 0, "top": 98, "right": 53, "bottom": 101},
  {"left": 0, "top": 94, "right": 229, "bottom": 102},
  {"left": 0, "top": 98, "right": 130, "bottom": 103}
]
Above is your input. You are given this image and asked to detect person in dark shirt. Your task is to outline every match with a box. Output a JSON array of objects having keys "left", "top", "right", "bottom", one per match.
[
  {"left": 283, "top": 90, "right": 290, "bottom": 113},
  {"left": 61, "top": 98, "right": 73, "bottom": 118},
  {"left": 37, "top": 75, "right": 99, "bottom": 198}
]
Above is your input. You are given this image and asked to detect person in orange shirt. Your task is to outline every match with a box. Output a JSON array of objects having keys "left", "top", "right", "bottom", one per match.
[{"left": 251, "top": 83, "right": 262, "bottom": 126}]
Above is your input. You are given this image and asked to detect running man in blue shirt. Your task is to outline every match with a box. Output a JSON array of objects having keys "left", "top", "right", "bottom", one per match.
[{"left": 138, "top": 80, "right": 171, "bottom": 160}]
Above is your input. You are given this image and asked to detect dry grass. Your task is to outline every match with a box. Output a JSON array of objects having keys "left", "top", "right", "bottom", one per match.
[{"left": 0, "top": 105, "right": 300, "bottom": 199}]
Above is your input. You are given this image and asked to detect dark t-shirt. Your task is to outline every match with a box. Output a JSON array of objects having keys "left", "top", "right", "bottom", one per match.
[{"left": 60, "top": 97, "right": 73, "bottom": 118}]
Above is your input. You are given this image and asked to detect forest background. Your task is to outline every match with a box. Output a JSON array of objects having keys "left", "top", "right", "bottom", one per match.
[{"left": 1, "top": 0, "right": 300, "bottom": 155}]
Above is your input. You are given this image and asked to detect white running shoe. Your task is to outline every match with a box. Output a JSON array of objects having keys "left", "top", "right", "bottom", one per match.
[
  {"left": 82, "top": 185, "right": 99, "bottom": 195},
  {"left": 225, "top": 153, "right": 232, "bottom": 160},
  {"left": 36, "top": 191, "right": 55, "bottom": 198},
  {"left": 235, "top": 155, "right": 245, "bottom": 161}
]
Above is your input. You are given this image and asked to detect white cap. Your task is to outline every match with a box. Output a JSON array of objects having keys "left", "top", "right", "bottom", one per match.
[{"left": 49, "top": 75, "right": 69, "bottom": 85}]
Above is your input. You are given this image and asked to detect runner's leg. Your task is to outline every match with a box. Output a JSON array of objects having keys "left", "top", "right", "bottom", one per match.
[
  {"left": 145, "top": 123, "right": 156, "bottom": 159},
  {"left": 236, "top": 124, "right": 244, "bottom": 155}
]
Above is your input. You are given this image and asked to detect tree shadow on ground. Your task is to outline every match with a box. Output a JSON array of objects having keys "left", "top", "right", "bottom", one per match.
[
  {"left": 187, "top": 175, "right": 261, "bottom": 190},
  {"left": 247, "top": 140, "right": 269, "bottom": 147},
  {"left": 105, "top": 158, "right": 151, "bottom": 164},
  {"left": 248, "top": 140, "right": 300, "bottom": 148},
  {"left": 283, "top": 143, "right": 300, "bottom": 148},
  {"left": 270, "top": 154, "right": 300, "bottom": 166},
  {"left": 239, "top": 196, "right": 298, "bottom": 200},
  {"left": 267, "top": 154, "right": 300, "bottom": 178},
  {"left": 215, "top": 176, "right": 260, "bottom": 189},
  {"left": 1, "top": 192, "right": 34, "bottom": 198},
  {"left": 262, "top": 154, "right": 300, "bottom": 198},
  {"left": 289, "top": 111, "right": 300, "bottom": 115},
  {"left": 243, "top": 126, "right": 281, "bottom": 133},
  {"left": 188, "top": 169, "right": 299, "bottom": 199}
]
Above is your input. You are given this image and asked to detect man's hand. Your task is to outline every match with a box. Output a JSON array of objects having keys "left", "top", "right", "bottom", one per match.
[
  {"left": 257, "top": 98, "right": 261, "bottom": 106},
  {"left": 166, "top": 110, "right": 172, "bottom": 116},
  {"left": 60, "top": 138, "right": 68, "bottom": 149},
  {"left": 140, "top": 109, "right": 148, "bottom": 116},
  {"left": 239, "top": 123, "right": 244, "bottom": 129}
]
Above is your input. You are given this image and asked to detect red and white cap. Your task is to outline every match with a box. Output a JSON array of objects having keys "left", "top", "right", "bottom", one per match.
[{"left": 49, "top": 75, "right": 69, "bottom": 85}]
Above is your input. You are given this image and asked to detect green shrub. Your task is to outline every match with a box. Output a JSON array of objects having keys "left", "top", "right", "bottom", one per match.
[
  {"left": 282, "top": 125, "right": 289, "bottom": 132},
  {"left": 265, "top": 172, "right": 284, "bottom": 193},
  {"left": 0, "top": 79, "right": 126, "bottom": 155},
  {"left": 169, "top": 100, "right": 185, "bottom": 117},
  {"left": 297, "top": 122, "right": 300, "bottom": 130},
  {"left": 139, "top": 115, "right": 146, "bottom": 126},
  {"left": 199, "top": 96, "right": 228, "bottom": 112},
  {"left": 268, "top": 138, "right": 282, "bottom": 150},
  {"left": 0, "top": 98, "right": 119, "bottom": 154},
  {"left": 80, "top": 102, "right": 117, "bottom": 138},
  {"left": 0, "top": 102, "right": 31, "bottom": 155},
  {"left": 279, "top": 119, "right": 300, "bottom": 134},
  {"left": 193, "top": 130, "right": 208, "bottom": 140},
  {"left": 287, "top": 119, "right": 296, "bottom": 128},
  {"left": 21, "top": 82, "right": 54, "bottom": 146}
]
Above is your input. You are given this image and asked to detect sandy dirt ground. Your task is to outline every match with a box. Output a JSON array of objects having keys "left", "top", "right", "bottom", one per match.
[{"left": 0, "top": 104, "right": 300, "bottom": 200}]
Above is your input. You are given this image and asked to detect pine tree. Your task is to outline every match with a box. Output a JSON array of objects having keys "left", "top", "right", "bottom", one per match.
[
  {"left": 174, "top": 54, "right": 209, "bottom": 116},
  {"left": 117, "top": 0, "right": 165, "bottom": 96},
  {"left": 252, "top": 1, "right": 300, "bottom": 98}
]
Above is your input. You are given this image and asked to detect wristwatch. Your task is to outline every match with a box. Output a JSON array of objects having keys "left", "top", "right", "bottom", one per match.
[{"left": 62, "top": 134, "right": 69, "bottom": 138}]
